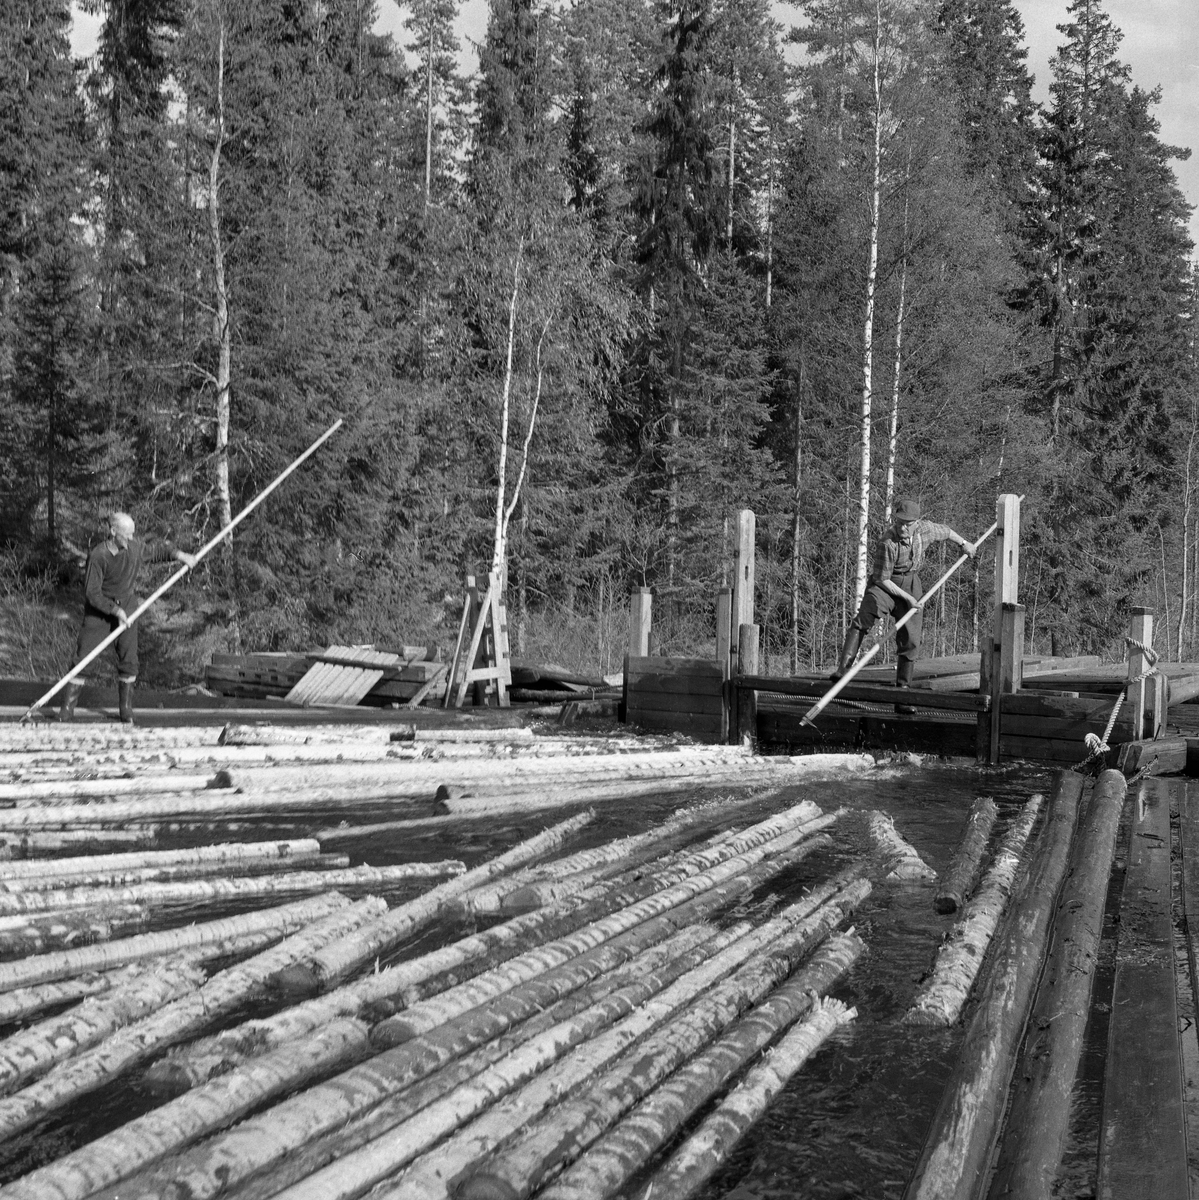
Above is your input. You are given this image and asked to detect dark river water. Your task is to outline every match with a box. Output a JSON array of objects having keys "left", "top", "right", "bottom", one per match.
[{"left": 1, "top": 757, "right": 1056, "bottom": 1198}]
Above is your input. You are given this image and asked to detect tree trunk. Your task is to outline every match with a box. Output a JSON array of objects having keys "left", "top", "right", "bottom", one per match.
[
  {"left": 884, "top": 170, "right": 910, "bottom": 523},
  {"left": 935, "top": 795, "right": 999, "bottom": 915}
]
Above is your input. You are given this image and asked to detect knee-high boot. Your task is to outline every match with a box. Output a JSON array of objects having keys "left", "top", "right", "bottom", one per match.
[
  {"left": 895, "top": 658, "right": 917, "bottom": 714},
  {"left": 118, "top": 679, "right": 135, "bottom": 725},
  {"left": 58, "top": 681, "right": 83, "bottom": 722},
  {"left": 829, "top": 628, "right": 863, "bottom": 682}
]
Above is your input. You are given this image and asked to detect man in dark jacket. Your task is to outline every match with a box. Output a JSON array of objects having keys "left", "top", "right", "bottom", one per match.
[
  {"left": 829, "top": 498, "right": 975, "bottom": 708},
  {"left": 59, "top": 512, "right": 196, "bottom": 723}
]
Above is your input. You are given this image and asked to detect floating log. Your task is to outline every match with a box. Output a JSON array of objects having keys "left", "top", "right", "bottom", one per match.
[
  {"left": 935, "top": 796, "right": 999, "bottom": 914},
  {"left": 0, "top": 829, "right": 160, "bottom": 857},
  {"left": 625, "top": 999, "right": 857, "bottom": 1200},
  {"left": 533, "top": 931, "right": 866, "bottom": 1200},
  {"left": 224, "top": 926, "right": 728, "bottom": 1200},
  {"left": 112, "top": 922, "right": 757, "bottom": 1200},
  {"left": 339, "top": 886, "right": 869, "bottom": 1200},
  {"left": 0, "top": 905, "right": 150, "bottom": 960},
  {"left": 0, "top": 837, "right": 323, "bottom": 882},
  {"left": 0, "top": 773, "right": 215, "bottom": 801},
  {"left": 0, "top": 894, "right": 386, "bottom": 1139},
  {"left": 0, "top": 958, "right": 207, "bottom": 1095},
  {"left": 283, "top": 810, "right": 596, "bottom": 994},
  {"left": 989, "top": 771, "right": 1126, "bottom": 1198},
  {"left": 0, "top": 1017, "right": 373, "bottom": 1200},
  {"left": 866, "top": 811, "right": 937, "bottom": 881},
  {"left": 904, "top": 772, "right": 1084, "bottom": 1200},
  {"left": 0, "top": 891, "right": 350, "bottom": 994},
  {"left": 218, "top": 723, "right": 535, "bottom": 746},
  {"left": 0, "top": 861, "right": 464, "bottom": 917},
  {"left": 0, "top": 929, "right": 286, "bottom": 1026},
  {"left": 0, "top": 852, "right": 347, "bottom": 893},
  {"left": 906, "top": 792, "right": 1045, "bottom": 1026}
]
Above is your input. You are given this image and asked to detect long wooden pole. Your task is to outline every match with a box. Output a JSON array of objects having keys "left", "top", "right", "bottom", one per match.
[
  {"left": 21, "top": 419, "right": 344, "bottom": 722},
  {"left": 800, "top": 514, "right": 1005, "bottom": 728}
]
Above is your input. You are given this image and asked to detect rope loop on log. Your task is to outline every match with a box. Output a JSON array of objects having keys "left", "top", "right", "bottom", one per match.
[{"left": 1076, "top": 635, "right": 1161, "bottom": 770}]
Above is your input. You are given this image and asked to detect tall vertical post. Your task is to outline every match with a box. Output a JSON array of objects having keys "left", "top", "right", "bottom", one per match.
[
  {"left": 735, "top": 623, "right": 760, "bottom": 747},
  {"left": 985, "top": 494, "right": 1021, "bottom": 765},
  {"left": 629, "top": 587, "right": 652, "bottom": 659},
  {"left": 1127, "top": 608, "right": 1153, "bottom": 741},
  {"left": 730, "top": 510, "right": 756, "bottom": 676},
  {"left": 715, "top": 587, "right": 732, "bottom": 672}
]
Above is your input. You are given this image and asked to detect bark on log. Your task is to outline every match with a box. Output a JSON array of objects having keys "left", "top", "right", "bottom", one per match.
[
  {"left": 866, "top": 811, "right": 937, "bottom": 881},
  {"left": 0, "top": 1018, "right": 373, "bottom": 1200},
  {"left": 0, "top": 958, "right": 207, "bottom": 1094},
  {"left": 625, "top": 999, "right": 857, "bottom": 1200},
  {"left": 343, "top": 885, "right": 870, "bottom": 1200},
  {"left": 0, "top": 905, "right": 150, "bottom": 960},
  {"left": 0, "top": 861, "right": 464, "bottom": 917},
  {"left": 146, "top": 832, "right": 833, "bottom": 1096},
  {"left": 0, "top": 775, "right": 215, "bottom": 801},
  {"left": 0, "top": 829, "right": 160, "bottom": 857},
  {"left": 0, "top": 895, "right": 386, "bottom": 1138},
  {"left": 533, "top": 931, "right": 866, "bottom": 1200},
  {"left": 0, "top": 838, "right": 323, "bottom": 882},
  {"left": 212, "top": 925, "right": 731, "bottom": 1200},
  {"left": 110, "top": 922, "right": 755, "bottom": 1200},
  {"left": 0, "top": 891, "right": 350, "bottom": 994},
  {"left": 280, "top": 810, "right": 596, "bottom": 995},
  {"left": 904, "top": 771, "right": 1085, "bottom": 1200},
  {"left": 218, "top": 724, "right": 535, "bottom": 746},
  {"left": 0, "top": 853, "right": 344, "bottom": 893},
  {"left": 905, "top": 792, "right": 1045, "bottom": 1026},
  {"left": 369, "top": 807, "right": 831, "bottom": 1047},
  {"left": 987, "top": 772, "right": 1125, "bottom": 1199},
  {"left": 935, "top": 797, "right": 999, "bottom": 914}
]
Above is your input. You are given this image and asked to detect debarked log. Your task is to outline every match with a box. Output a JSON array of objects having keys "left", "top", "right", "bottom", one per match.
[
  {"left": 867, "top": 812, "right": 937, "bottom": 881},
  {"left": 935, "top": 797, "right": 999, "bottom": 914},
  {"left": 0, "top": 895, "right": 388, "bottom": 1139},
  {"left": 535, "top": 930, "right": 866, "bottom": 1200},
  {"left": 0, "top": 891, "right": 351, "bottom": 995},
  {"left": 625, "top": 999, "right": 857, "bottom": 1200},
  {"left": 0, "top": 861, "right": 465, "bottom": 917},
  {"left": 905, "top": 792, "right": 1045, "bottom": 1027}
]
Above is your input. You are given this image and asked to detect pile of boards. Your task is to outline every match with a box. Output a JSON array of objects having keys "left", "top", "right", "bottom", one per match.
[{"left": 0, "top": 718, "right": 882, "bottom": 1200}]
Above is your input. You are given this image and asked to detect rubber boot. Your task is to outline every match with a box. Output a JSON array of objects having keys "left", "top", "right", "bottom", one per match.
[
  {"left": 829, "top": 628, "right": 863, "bottom": 681},
  {"left": 895, "top": 659, "right": 917, "bottom": 714},
  {"left": 118, "top": 680, "right": 135, "bottom": 725},
  {"left": 58, "top": 681, "right": 83, "bottom": 722}
]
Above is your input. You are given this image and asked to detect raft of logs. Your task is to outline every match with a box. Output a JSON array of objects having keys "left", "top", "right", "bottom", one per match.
[
  {"left": 0, "top": 712, "right": 1124, "bottom": 1199},
  {"left": 0, "top": 715, "right": 902, "bottom": 1200}
]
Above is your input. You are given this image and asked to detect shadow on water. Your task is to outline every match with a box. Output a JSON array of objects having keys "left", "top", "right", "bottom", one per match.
[{"left": 2, "top": 759, "right": 1058, "bottom": 1197}]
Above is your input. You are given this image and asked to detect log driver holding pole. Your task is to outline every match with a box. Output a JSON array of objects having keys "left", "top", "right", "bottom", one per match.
[
  {"left": 802, "top": 498, "right": 1015, "bottom": 728},
  {"left": 20, "top": 419, "right": 345, "bottom": 725}
]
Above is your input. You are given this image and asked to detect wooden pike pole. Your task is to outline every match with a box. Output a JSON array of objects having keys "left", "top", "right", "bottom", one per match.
[
  {"left": 20, "top": 418, "right": 344, "bottom": 722},
  {"left": 800, "top": 511, "right": 1009, "bottom": 728}
]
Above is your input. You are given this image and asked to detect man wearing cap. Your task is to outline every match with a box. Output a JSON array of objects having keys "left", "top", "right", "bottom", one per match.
[
  {"left": 59, "top": 513, "right": 197, "bottom": 724},
  {"left": 829, "top": 499, "right": 975, "bottom": 709}
]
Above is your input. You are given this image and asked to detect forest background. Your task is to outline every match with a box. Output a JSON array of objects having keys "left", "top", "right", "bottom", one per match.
[{"left": 1, "top": 0, "right": 1195, "bottom": 688}]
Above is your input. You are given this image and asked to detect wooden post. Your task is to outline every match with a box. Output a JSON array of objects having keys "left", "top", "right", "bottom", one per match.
[
  {"left": 735, "top": 623, "right": 759, "bottom": 747},
  {"left": 715, "top": 588, "right": 732, "bottom": 673},
  {"left": 730, "top": 510, "right": 755, "bottom": 677},
  {"left": 1127, "top": 608, "right": 1153, "bottom": 741},
  {"left": 984, "top": 495, "right": 1021, "bottom": 765},
  {"left": 998, "top": 603, "right": 1025, "bottom": 693},
  {"left": 1150, "top": 671, "right": 1167, "bottom": 741},
  {"left": 629, "top": 588, "right": 652, "bottom": 659}
]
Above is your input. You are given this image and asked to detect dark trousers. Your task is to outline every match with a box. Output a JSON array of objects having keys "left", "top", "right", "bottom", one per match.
[
  {"left": 76, "top": 607, "right": 138, "bottom": 680},
  {"left": 851, "top": 571, "right": 923, "bottom": 663}
]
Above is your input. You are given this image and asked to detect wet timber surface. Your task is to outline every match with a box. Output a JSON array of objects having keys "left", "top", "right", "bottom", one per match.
[{"left": 0, "top": 720, "right": 1054, "bottom": 1199}]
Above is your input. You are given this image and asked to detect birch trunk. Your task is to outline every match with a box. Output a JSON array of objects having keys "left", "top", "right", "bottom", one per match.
[
  {"left": 0, "top": 896, "right": 385, "bottom": 1138},
  {"left": 0, "top": 892, "right": 348, "bottom": 994},
  {"left": 866, "top": 811, "right": 936, "bottom": 881},
  {"left": 905, "top": 793, "right": 1044, "bottom": 1026},
  {"left": 630, "top": 1000, "right": 857, "bottom": 1200},
  {"left": 853, "top": 0, "right": 885, "bottom": 611},
  {"left": 0, "top": 905, "right": 150, "bottom": 960},
  {"left": 883, "top": 185, "right": 909, "bottom": 523},
  {"left": 491, "top": 243, "right": 522, "bottom": 576}
]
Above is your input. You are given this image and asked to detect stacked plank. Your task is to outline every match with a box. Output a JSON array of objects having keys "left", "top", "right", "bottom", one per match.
[{"left": 0, "top": 716, "right": 878, "bottom": 1200}]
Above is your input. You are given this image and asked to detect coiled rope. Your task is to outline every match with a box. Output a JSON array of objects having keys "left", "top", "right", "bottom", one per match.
[{"left": 1078, "top": 636, "right": 1161, "bottom": 768}]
